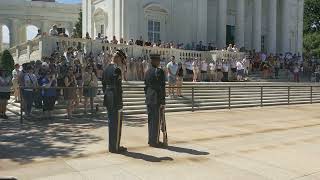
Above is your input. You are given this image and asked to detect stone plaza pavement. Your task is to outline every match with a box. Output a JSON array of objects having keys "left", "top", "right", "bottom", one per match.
[{"left": 1, "top": 104, "right": 320, "bottom": 180}]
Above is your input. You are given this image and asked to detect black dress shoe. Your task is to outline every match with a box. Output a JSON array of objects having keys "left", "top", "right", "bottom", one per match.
[
  {"left": 3, "top": 114, "right": 8, "bottom": 119},
  {"left": 118, "top": 146, "right": 127, "bottom": 152},
  {"left": 149, "top": 142, "right": 166, "bottom": 148}
]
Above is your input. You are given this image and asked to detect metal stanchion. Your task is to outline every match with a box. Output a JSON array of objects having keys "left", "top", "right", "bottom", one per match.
[{"left": 192, "top": 87, "right": 194, "bottom": 112}]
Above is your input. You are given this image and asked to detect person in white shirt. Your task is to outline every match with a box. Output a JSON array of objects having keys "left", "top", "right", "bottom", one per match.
[
  {"left": 49, "top": 25, "right": 59, "bottom": 36},
  {"left": 222, "top": 60, "right": 229, "bottom": 82},
  {"left": 200, "top": 60, "right": 208, "bottom": 81},
  {"left": 23, "top": 65, "right": 38, "bottom": 117},
  {"left": 236, "top": 60, "right": 245, "bottom": 81},
  {"left": 185, "top": 59, "right": 193, "bottom": 81},
  {"left": 192, "top": 58, "right": 200, "bottom": 82},
  {"left": 209, "top": 61, "right": 216, "bottom": 82},
  {"left": 12, "top": 64, "right": 21, "bottom": 102},
  {"left": 167, "top": 56, "right": 179, "bottom": 97}
]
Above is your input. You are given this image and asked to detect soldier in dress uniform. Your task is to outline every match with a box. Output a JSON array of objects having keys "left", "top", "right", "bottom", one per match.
[
  {"left": 144, "top": 54, "right": 166, "bottom": 147},
  {"left": 102, "top": 49, "right": 127, "bottom": 153}
]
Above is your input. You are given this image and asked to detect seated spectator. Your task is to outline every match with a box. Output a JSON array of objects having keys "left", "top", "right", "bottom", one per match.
[
  {"left": 86, "top": 32, "right": 91, "bottom": 40},
  {"left": 96, "top": 33, "right": 103, "bottom": 40},
  {"left": 135, "top": 36, "right": 144, "bottom": 46},
  {"left": 103, "top": 36, "right": 109, "bottom": 43},
  {"left": 128, "top": 39, "right": 134, "bottom": 45},
  {"left": 49, "top": 25, "right": 58, "bottom": 36},
  {"left": 111, "top": 36, "right": 118, "bottom": 44}
]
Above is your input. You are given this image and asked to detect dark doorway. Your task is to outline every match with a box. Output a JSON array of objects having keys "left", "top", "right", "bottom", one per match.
[{"left": 226, "top": 25, "right": 235, "bottom": 46}]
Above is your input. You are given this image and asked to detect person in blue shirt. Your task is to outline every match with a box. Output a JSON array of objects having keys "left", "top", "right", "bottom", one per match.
[{"left": 39, "top": 71, "right": 57, "bottom": 119}]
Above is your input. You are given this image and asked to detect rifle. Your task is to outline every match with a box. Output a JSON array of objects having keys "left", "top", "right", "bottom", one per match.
[{"left": 160, "top": 106, "right": 168, "bottom": 146}]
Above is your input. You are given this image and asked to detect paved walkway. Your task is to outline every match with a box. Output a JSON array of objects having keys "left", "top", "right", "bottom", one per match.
[{"left": 1, "top": 104, "right": 320, "bottom": 180}]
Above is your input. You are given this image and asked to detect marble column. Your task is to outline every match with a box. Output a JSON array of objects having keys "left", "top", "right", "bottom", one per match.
[
  {"left": 41, "top": 20, "right": 49, "bottom": 35},
  {"left": 281, "top": 0, "right": 290, "bottom": 53},
  {"left": 252, "top": 0, "right": 262, "bottom": 52},
  {"left": 0, "top": 25, "right": 2, "bottom": 51},
  {"left": 217, "top": 0, "right": 227, "bottom": 49},
  {"left": 19, "top": 25, "right": 27, "bottom": 43},
  {"left": 9, "top": 18, "right": 19, "bottom": 47},
  {"left": 197, "top": 0, "right": 208, "bottom": 43},
  {"left": 297, "top": 0, "right": 304, "bottom": 55},
  {"left": 268, "top": 0, "right": 277, "bottom": 54},
  {"left": 235, "top": 0, "right": 245, "bottom": 48}
]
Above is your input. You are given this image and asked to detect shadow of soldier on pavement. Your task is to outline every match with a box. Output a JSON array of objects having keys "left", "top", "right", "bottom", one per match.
[
  {"left": 121, "top": 151, "right": 173, "bottom": 162},
  {"left": 163, "top": 145, "right": 210, "bottom": 156}
]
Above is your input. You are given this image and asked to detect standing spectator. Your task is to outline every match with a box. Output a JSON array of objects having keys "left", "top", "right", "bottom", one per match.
[
  {"left": 222, "top": 60, "right": 229, "bottom": 82},
  {"left": 192, "top": 58, "right": 200, "bottom": 82},
  {"left": 176, "top": 62, "right": 184, "bottom": 97},
  {"left": 236, "top": 60, "right": 245, "bottom": 81},
  {"left": 23, "top": 65, "right": 38, "bottom": 118},
  {"left": 167, "top": 56, "right": 178, "bottom": 98},
  {"left": 216, "top": 59, "right": 223, "bottom": 82},
  {"left": 209, "top": 61, "right": 216, "bottom": 82},
  {"left": 274, "top": 57, "right": 281, "bottom": 79},
  {"left": 12, "top": 64, "right": 21, "bottom": 102},
  {"left": 64, "top": 66, "right": 77, "bottom": 119},
  {"left": 0, "top": 67, "right": 12, "bottom": 119},
  {"left": 40, "top": 72, "right": 57, "bottom": 119},
  {"left": 293, "top": 63, "right": 300, "bottom": 82},
  {"left": 201, "top": 59, "right": 208, "bottom": 82},
  {"left": 83, "top": 65, "right": 98, "bottom": 114},
  {"left": 185, "top": 59, "right": 193, "bottom": 81}
]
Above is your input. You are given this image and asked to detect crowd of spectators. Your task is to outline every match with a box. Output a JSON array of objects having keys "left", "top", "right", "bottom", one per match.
[{"left": 3, "top": 25, "right": 319, "bottom": 119}]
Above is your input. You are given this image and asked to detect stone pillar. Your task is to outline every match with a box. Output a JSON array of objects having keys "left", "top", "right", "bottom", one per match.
[
  {"left": 114, "top": 0, "right": 122, "bottom": 38},
  {"left": 41, "top": 20, "right": 50, "bottom": 35},
  {"left": 235, "top": 0, "right": 245, "bottom": 49},
  {"left": 281, "top": 0, "right": 290, "bottom": 53},
  {"left": 217, "top": 0, "right": 227, "bottom": 49},
  {"left": 268, "top": 0, "right": 277, "bottom": 54},
  {"left": 82, "top": 0, "right": 93, "bottom": 38},
  {"left": 9, "top": 18, "right": 19, "bottom": 47},
  {"left": 252, "top": 0, "right": 262, "bottom": 52},
  {"left": 297, "top": 0, "right": 304, "bottom": 55},
  {"left": 197, "top": 0, "right": 208, "bottom": 43},
  {"left": 0, "top": 25, "right": 2, "bottom": 51},
  {"left": 19, "top": 25, "right": 27, "bottom": 43}
]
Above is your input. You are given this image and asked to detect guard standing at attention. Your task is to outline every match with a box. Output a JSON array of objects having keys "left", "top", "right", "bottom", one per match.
[
  {"left": 102, "top": 49, "right": 127, "bottom": 153},
  {"left": 144, "top": 54, "right": 166, "bottom": 147}
]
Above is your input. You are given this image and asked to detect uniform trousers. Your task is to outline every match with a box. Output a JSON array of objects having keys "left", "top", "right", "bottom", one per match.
[
  {"left": 147, "top": 105, "right": 160, "bottom": 145},
  {"left": 108, "top": 109, "right": 123, "bottom": 152}
]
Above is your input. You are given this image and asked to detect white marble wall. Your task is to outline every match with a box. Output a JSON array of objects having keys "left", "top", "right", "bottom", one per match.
[{"left": 83, "top": 0, "right": 304, "bottom": 54}]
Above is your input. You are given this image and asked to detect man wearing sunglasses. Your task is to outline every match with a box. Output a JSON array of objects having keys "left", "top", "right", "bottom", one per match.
[{"left": 102, "top": 49, "right": 127, "bottom": 153}]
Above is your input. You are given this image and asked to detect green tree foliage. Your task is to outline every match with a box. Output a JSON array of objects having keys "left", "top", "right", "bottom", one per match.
[
  {"left": 74, "top": 10, "right": 82, "bottom": 38},
  {"left": 304, "top": 0, "right": 320, "bottom": 33},
  {"left": 304, "top": 33, "right": 320, "bottom": 57},
  {"left": 303, "top": 0, "right": 320, "bottom": 57},
  {"left": 0, "top": 50, "right": 14, "bottom": 72}
]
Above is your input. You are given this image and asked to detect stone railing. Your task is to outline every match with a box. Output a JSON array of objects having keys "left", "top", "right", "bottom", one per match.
[{"left": 9, "top": 36, "right": 246, "bottom": 64}]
